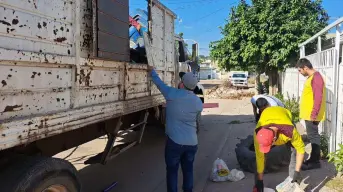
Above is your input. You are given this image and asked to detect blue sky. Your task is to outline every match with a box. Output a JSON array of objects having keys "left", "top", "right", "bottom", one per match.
[{"left": 130, "top": 0, "right": 342, "bottom": 56}]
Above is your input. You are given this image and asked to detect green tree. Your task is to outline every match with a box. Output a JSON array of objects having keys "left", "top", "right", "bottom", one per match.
[{"left": 210, "top": 0, "right": 328, "bottom": 94}]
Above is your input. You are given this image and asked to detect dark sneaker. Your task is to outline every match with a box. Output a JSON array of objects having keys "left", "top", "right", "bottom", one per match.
[{"left": 301, "top": 161, "right": 321, "bottom": 170}]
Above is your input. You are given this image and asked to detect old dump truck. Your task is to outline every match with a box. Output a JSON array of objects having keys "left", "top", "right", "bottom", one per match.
[{"left": 0, "top": 0, "right": 194, "bottom": 191}]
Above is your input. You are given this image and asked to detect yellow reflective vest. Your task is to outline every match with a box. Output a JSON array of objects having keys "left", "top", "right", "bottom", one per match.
[
  {"left": 300, "top": 72, "right": 326, "bottom": 121},
  {"left": 254, "top": 106, "right": 305, "bottom": 174}
]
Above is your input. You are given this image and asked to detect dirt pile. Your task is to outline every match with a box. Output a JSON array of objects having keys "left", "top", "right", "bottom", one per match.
[{"left": 205, "top": 81, "right": 255, "bottom": 100}]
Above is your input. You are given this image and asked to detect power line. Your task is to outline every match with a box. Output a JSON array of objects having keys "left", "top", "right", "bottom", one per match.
[{"left": 184, "top": 1, "right": 237, "bottom": 24}]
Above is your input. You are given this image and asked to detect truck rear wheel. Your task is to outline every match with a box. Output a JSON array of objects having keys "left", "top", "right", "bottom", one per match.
[{"left": 0, "top": 156, "right": 81, "bottom": 192}]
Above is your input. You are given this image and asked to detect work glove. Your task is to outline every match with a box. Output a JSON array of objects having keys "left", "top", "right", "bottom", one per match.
[
  {"left": 291, "top": 171, "right": 303, "bottom": 184},
  {"left": 253, "top": 180, "right": 264, "bottom": 192}
]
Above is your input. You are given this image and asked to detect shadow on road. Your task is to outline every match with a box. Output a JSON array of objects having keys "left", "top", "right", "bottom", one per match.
[{"left": 75, "top": 113, "right": 335, "bottom": 192}]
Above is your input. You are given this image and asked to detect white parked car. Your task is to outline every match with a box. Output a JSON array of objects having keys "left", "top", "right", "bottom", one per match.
[{"left": 230, "top": 73, "right": 249, "bottom": 88}]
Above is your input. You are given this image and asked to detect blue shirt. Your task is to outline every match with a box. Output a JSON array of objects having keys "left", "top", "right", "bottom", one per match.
[{"left": 151, "top": 70, "right": 203, "bottom": 146}]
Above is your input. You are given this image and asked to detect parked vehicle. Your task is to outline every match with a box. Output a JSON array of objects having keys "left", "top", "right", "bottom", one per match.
[
  {"left": 0, "top": 0, "right": 183, "bottom": 191},
  {"left": 229, "top": 71, "right": 249, "bottom": 88}
]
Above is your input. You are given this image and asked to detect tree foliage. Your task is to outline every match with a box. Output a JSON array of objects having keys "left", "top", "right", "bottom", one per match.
[{"left": 210, "top": 0, "right": 329, "bottom": 73}]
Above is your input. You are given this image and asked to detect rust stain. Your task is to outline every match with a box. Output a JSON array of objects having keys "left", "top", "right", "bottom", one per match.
[
  {"left": 82, "top": 34, "right": 92, "bottom": 49},
  {"left": 1, "top": 80, "right": 7, "bottom": 87},
  {"left": 12, "top": 19, "right": 19, "bottom": 25},
  {"left": 31, "top": 71, "right": 37, "bottom": 78},
  {"left": 53, "top": 29, "right": 58, "bottom": 35},
  {"left": 54, "top": 37, "right": 67, "bottom": 42},
  {"left": 0, "top": 20, "right": 11, "bottom": 26},
  {"left": 79, "top": 69, "right": 92, "bottom": 86},
  {"left": 3, "top": 104, "right": 23, "bottom": 112}
]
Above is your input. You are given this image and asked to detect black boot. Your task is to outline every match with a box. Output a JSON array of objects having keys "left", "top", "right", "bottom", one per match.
[{"left": 301, "top": 143, "right": 321, "bottom": 170}]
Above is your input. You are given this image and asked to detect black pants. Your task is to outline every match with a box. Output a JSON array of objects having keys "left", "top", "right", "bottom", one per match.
[
  {"left": 305, "top": 120, "right": 320, "bottom": 145},
  {"left": 305, "top": 120, "right": 321, "bottom": 163}
]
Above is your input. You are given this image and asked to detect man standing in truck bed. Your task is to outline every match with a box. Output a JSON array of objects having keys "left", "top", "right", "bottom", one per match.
[
  {"left": 148, "top": 66, "right": 203, "bottom": 192},
  {"left": 296, "top": 58, "right": 326, "bottom": 170}
]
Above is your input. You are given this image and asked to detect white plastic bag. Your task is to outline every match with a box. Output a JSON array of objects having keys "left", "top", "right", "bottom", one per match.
[
  {"left": 210, "top": 158, "right": 245, "bottom": 182},
  {"left": 276, "top": 177, "right": 304, "bottom": 192},
  {"left": 227, "top": 169, "right": 245, "bottom": 182},
  {"left": 210, "top": 158, "right": 230, "bottom": 182}
]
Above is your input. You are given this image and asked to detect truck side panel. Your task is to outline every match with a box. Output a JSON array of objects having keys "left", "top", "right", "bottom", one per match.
[
  {"left": 0, "top": 0, "right": 74, "bottom": 56},
  {"left": 0, "top": 0, "right": 176, "bottom": 151}
]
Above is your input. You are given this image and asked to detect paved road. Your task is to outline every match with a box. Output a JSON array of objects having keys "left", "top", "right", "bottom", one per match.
[{"left": 55, "top": 98, "right": 335, "bottom": 192}]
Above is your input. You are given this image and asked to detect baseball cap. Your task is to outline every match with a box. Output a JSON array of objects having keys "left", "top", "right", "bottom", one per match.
[
  {"left": 181, "top": 72, "right": 198, "bottom": 90},
  {"left": 256, "top": 128, "right": 275, "bottom": 153}
]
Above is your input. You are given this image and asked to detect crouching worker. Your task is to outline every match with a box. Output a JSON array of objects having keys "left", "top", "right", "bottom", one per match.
[
  {"left": 251, "top": 96, "right": 285, "bottom": 122},
  {"left": 253, "top": 106, "right": 305, "bottom": 192}
]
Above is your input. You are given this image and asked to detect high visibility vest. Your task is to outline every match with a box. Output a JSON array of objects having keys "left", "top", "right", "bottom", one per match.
[
  {"left": 256, "top": 106, "right": 294, "bottom": 129},
  {"left": 299, "top": 73, "right": 326, "bottom": 121}
]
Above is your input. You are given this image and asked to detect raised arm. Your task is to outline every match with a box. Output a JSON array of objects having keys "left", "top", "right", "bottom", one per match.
[{"left": 149, "top": 66, "right": 174, "bottom": 99}]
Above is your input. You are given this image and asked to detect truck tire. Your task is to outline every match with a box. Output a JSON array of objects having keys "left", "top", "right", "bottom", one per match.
[
  {"left": 235, "top": 135, "right": 291, "bottom": 173},
  {"left": 0, "top": 156, "right": 81, "bottom": 192}
]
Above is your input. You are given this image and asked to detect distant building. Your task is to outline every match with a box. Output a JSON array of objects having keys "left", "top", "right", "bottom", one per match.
[{"left": 199, "top": 62, "right": 217, "bottom": 80}]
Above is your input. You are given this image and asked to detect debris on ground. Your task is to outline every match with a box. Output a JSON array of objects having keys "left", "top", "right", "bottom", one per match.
[
  {"left": 210, "top": 158, "right": 245, "bottom": 182},
  {"left": 205, "top": 81, "right": 255, "bottom": 100},
  {"left": 276, "top": 177, "right": 304, "bottom": 192}
]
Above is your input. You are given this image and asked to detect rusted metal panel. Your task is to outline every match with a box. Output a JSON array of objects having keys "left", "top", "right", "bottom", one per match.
[
  {"left": 0, "top": 0, "right": 177, "bottom": 152},
  {"left": 76, "top": 86, "right": 121, "bottom": 107},
  {"left": 165, "top": 13, "right": 175, "bottom": 71},
  {"left": 80, "top": 29, "right": 93, "bottom": 56},
  {"left": 0, "top": 64, "right": 72, "bottom": 121},
  {"left": 125, "top": 66, "right": 149, "bottom": 100},
  {"left": 0, "top": 90, "right": 71, "bottom": 121},
  {"left": 0, "top": 65, "right": 72, "bottom": 90},
  {"left": 0, "top": 94, "right": 165, "bottom": 150},
  {"left": 0, "top": 47, "right": 75, "bottom": 64},
  {"left": 91, "top": 0, "right": 98, "bottom": 57},
  {"left": 94, "top": 0, "right": 130, "bottom": 61},
  {"left": 0, "top": 0, "right": 74, "bottom": 22},
  {"left": 0, "top": 0, "right": 74, "bottom": 56}
]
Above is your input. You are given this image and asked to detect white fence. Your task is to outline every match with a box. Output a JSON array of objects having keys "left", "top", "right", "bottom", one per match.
[{"left": 280, "top": 17, "right": 343, "bottom": 152}]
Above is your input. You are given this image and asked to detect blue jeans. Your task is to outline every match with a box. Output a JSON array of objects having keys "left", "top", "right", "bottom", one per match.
[{"left": 165, "top": 137, "right": 198, "bottom": 192}]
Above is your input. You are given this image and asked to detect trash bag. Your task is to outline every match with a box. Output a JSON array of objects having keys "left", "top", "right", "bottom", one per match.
[
  {"left": 210, "top": 158, "right": 245, "bottom": 182},
  {"left": 227, "top": 169, "right": 245, "bottom": 182},
  {"left": 210, "top": 158, "right": 230, "bottom": 182},
  {"left": 276, "top": 177, "right": 304, "bottom": 192}
]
